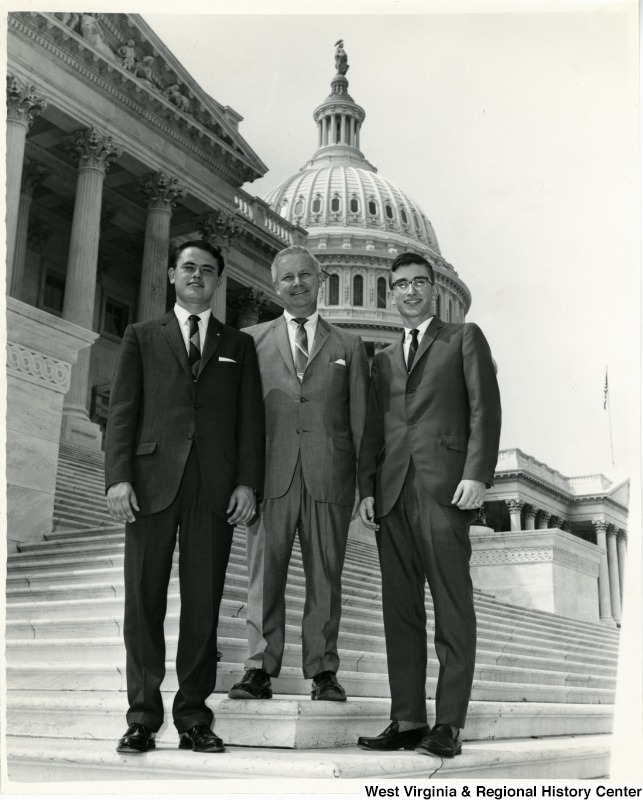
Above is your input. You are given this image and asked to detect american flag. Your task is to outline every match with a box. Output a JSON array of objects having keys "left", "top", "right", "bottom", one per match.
[{"left": 603, "top": 368, "right": 609, "bottom": 410}]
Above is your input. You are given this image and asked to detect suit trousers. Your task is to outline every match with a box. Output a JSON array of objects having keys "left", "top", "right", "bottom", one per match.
[
  {"left": 123, "top": 445, "right": 234, "bottom": 733},
  {"left": 376, "top": 460, "right": 476, "bottom": 728},
  {"left": 245, "top": 457, "right": 352, "bottom": 678}
]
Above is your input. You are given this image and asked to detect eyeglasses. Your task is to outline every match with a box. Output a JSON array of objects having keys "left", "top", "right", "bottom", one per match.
[{"left": 391, "top": 277, "right": 433, "bottom": 292}]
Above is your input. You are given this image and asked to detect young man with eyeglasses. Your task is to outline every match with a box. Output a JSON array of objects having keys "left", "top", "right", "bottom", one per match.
[{"left": 357, "top": 252, "right": 501, "bottom": 758}]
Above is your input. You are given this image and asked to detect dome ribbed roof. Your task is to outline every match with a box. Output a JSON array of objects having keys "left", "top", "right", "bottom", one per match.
[{"left": 264, "top": 163, "right": 441, "bottom": 252}]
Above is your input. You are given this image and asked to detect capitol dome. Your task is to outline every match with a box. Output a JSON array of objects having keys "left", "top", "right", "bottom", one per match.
[{"left": 264, "top": 43, "right": 471, "bottom": 348}]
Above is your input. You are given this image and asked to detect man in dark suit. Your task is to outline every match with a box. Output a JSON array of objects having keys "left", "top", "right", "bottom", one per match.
[
  {"left": 105, "top": 240, "right": 264, "bottom": 754},
  {"left": 356, "top": 252, "right": 501, "bottom": 758},
  {"left": 227, "top": 245, "right": 368, "bottom": 703}
]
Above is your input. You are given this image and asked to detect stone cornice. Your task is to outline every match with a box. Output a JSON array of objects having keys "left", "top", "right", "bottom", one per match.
[
  {"left": 471, "top": 545, "right": 600, "bottom": 578},
  {"left": 8, "top": 13, "right": 258, "bottom": 187}
]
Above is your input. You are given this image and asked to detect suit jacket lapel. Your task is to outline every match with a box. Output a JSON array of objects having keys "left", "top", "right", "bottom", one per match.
[
  {"left": 409, "top": 316, "right": 443, "bottom": 373},
  {"left": 198, "top": 314, "right": 223, "bottom": 376},
  {"left": 272, "top": 315, "right": 298, "bottom": 380},
  {"left": 307, "top": 316, "right": 330, "bottom": 367},
  {"left": 161, "top": 311, "right": 193, "bottom": 383}
]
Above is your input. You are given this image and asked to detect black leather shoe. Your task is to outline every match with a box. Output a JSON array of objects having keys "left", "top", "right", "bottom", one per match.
[
  {"left": 415, "top": 724, "right": 462, "bottom": 757},
  {"left": 116, "top": 723, "right": 155, "bottom": 753},
  {"left": 311, "top": 670, "right": 347, "bottom": 701},
  {"left": 178, "top": 724, "right": 224, "bottom": 753},
  {"left": 357, "top": 721, "right": 428, "bottom": 750},
  {"left": 228, "top": 667, "right": 273, "bottom": 699}
]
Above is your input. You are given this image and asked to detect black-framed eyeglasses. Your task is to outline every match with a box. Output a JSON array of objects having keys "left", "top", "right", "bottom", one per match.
[{"left": 391, "top": 277, "right": 434, "bottom": 291}]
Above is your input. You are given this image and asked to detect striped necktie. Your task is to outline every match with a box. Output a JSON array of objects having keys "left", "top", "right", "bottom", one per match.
[
  {"left": 188, "top": 314, "right": 201, "bottom": 379},
  {"left": 406, "top": 328, "right": 419, "bottom": 372},
  {"left": 293, "top": 317, "right": 309, "bottom": 382}
]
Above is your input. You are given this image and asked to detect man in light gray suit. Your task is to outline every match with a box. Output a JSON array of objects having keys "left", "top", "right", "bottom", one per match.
[{"left": 228, "top": 245, "right": 369, "bottom": 702}]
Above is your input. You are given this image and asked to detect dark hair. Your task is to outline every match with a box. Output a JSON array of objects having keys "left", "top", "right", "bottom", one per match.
[
  {"left": 389, "top": 252, "right": 435, "bottom": 288},
  {"left": 169, "top": 239, "right": 225, "bottom": 276}
]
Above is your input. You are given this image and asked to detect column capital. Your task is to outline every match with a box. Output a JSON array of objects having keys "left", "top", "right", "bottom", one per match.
[
  {"left": 505, "top": 499, "right": 525, "bottom": 513},
  {"left": 606, "top": 523, "right": 618, "bottom": 538},
  {"left": 6, "top": 75, "right": 47, "bottom": 127},
  {"left": 21, "top": 162, "right": 48, "bottom": 195},
  {"left": 62, "top": 127, "right": 122, "bottom": 173},
  {"left": 592, "top": 518, "right": 609, "bottom": 533},
  {"left": 197, "top": 210, "right": 242, "bottom": 253},
  {"left": 139, "top": 171, "right": 186, "bottom": 212},
  {"left": 524, "top": 504, "right": 538, "bottom": 518},
  {"left": 617, "top": 529, "right": 628, "bottom": 543},
  {"left": 537, "top": 510, "right": 552, "bottom": 523}
]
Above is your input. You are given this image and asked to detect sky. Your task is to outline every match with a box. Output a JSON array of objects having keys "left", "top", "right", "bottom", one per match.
[{"left": 141, "top": 4, "right": 639, "bottom": 484}]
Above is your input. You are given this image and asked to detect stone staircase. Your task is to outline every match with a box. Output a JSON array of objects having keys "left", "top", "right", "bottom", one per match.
[{"left": 4, "top": 443, "right": 621, "bottom": 781}]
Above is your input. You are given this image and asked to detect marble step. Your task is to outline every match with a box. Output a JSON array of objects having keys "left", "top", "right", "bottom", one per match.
[
  {"left": 6, "top": 690, "right": 614, "bottom": 747},
  {"left": 6, "top": 659, "right": 614, "bottom": 704},
  {"left": 5, "top": 635, "right": 616, "bottom": 693},
  {"left": 3, "top": 580, "right": 620, "bottom": 664},
  {"left": 4, "top": 614, "right": 618, "bottom": 680},
  {"left": 4, "top": 733, "right": 612, "bottom": 780}
]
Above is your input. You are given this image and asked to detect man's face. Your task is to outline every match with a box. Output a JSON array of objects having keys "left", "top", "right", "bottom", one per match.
[
  {"left": 273, "top": 254, "right": 320, "bottom": 317},
  {"left": 168, "top": 246, "right": 220, "bottom": 312},
  {"left": 391, "top": 263, "right": 435, "bottom": 327}
]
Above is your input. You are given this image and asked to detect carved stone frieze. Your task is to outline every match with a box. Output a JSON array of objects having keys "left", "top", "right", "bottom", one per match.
[
  {"left": 471, "top": 546, "right": 599, "bottom": 577},
  {"left": 139, "top": 171, "right": 186, "bottom": 212},
  {"left": 6, "top": 342, "right": 71, "bottom": 393},
  {"left": 6, "top": 74, "right": 47, "bottom": 126},
  {"left": 62, "top": 127, "right": 122, "bottom": 173},
  {"left": 198, "top": 210, "right": 242, "bottom": 252}
]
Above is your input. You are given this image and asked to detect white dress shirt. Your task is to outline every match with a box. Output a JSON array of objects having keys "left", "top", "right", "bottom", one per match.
[
  {"left": 403, "top": 316, "right": 434, "bottom": 365},
  {"left": 284, "top": 309, "right": 319, "bottom": 365},
  {"left": 174, "top": 304, "right": 210, "bottom": 355}
]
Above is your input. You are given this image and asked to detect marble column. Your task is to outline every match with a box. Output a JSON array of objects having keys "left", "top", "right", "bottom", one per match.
[
  {"left": 231, "top": 287, "right": 268, "bottom": 329},
  {"left": 524, "top": 505, "right": 538, "bottom": 531},
  {"left": 60, "top": 127, "right": 121, "bottom": 449},
  {"left": 592, "top": 519, "right": 614, "bottom": 625},
  {"left": 617, "top": 529, "right": 627, "bottom": 604},
  {"left": 11, "top": 162, "right": 49, "bottom": 299},
  {"left": 137, "top": 172, "right": 185, "bottom": 322},
  {"left": 211, "top": 270, "right": 228, "bottom": 322},
  {"left": 506, "top": 499, "right": 525, "bottom": 532},
  {"left": 340, "top": 114, "right": 347, "bottom": 144},
  {"left": 536, "top": 510, "right": 552, "bottom": 530},
  {"left": 6, "top": 75, "right": 47, "bottom": 292},
  {"left": 606, "top": 525, "right": 622, "bottom": 625}
]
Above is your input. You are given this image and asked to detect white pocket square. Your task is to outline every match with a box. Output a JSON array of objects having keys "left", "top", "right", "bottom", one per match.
[
  {"left": 219, "top": 357, "right": 236, "bottom": 363},
  {"left": 334, "top": 358, "right": 347, "bottom": 366}
]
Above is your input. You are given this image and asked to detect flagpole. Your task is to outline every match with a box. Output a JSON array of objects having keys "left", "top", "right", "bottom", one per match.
[{"left": 604, "top": 365, "right": 615, "bottom": 468}]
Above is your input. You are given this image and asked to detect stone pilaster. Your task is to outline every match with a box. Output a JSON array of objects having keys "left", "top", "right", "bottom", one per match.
[
  {"left": 11, "top": 162, "right": 49, "bottom": 299},
  {"left": 617, "top": 529, "right": 627, "bottom": 604},
  {"left": 137, "top": 172, "right": 186, "bottom": 321},
  {"left": 592, "top": 519, "right": 614, "bottom": 626},
  {"left": 60, "top": 128, "right": 121, "bottom": 448},
  {"left": 524, "top": 505, "right": 538, "bottom": 531},
  {"left": 606, "top": 525, "right": 622, "bottom": 625},
  {"left": 6, "top": 75, "right": 47, "bottom": 291},
  {"left": 505, "top": 499, "right": 525, "bottom": 532},
  {"left": 230, "top": 287, "right": 268, "bottom": 329},
  {"left": 536, "top": 510, "right": 552, "bottom": 530}
]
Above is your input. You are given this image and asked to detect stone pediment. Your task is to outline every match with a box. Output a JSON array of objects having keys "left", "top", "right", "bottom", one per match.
[{"left": 9, "top": 12, "right": 268, "bottom": 186}]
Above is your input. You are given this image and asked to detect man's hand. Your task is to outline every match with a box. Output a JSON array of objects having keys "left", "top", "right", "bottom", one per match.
[
  {"left": 451, "top": 479, "right": 486, "bottom": 510},
  {"left": 351, "top": 487, "right": 361, "bottom": 521},
  {"left": 106, "top": 481, "right": 139, "bottom": 523},
  {"left": 227, "top": 484, "right": 257, "bottom": 526},
  {"left": 358, "top": 496, "right": 379, "bottom": 531}
]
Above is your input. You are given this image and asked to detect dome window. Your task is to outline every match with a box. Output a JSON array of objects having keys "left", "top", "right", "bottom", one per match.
[
  {"left": 294, "top": 197, "right": 305, "bottom": 216},
  {"left": 330, "top": 195, "right": 341, "bottom": 213},
  {"left": 353, "top": 274, "right": 364, "bottom": 306},
  {"left": 401, "top": 209, "right": 408, "bottom": 224},
  {"left": 385, "top": 203, "right": 394, "bottom": 220},
  {"left": 412, "top": 211, "right": 420, "bottom": 229},
  {"left": 312, "top": 196, "right": 322, "bottom": 214},
  {"left": 327, "top": 273, "right": 339, "bottom": 306},
  {"left": 350, "top": 197, "right": 359, "bottom": 214},
  {"left": 368, "top": 199, "right": 378, "bottom": 216},
  {"left": 377, "top": 277, "right": 387, "bottom": 309}
]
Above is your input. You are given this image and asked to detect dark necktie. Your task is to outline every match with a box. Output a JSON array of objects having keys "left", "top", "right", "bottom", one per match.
[
  {"left": 188, "top": 314, "right": 201, "bottom": 379},
  {"left": 406, "top": 328, "right": 419, "bottom": 372},
  {"left": 293, "top": 317, "right": 309, "bottom": 382}
]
